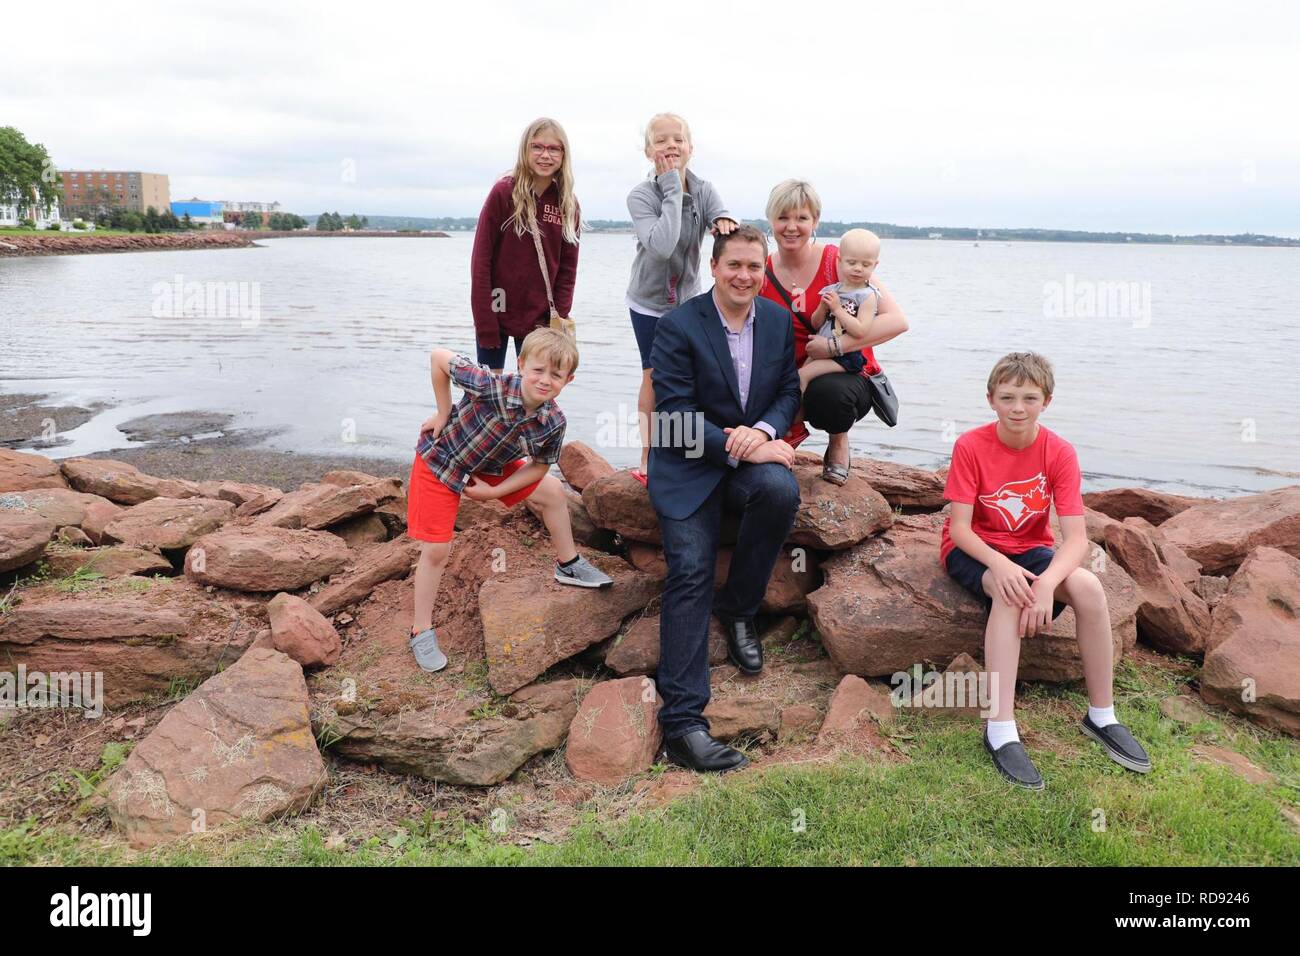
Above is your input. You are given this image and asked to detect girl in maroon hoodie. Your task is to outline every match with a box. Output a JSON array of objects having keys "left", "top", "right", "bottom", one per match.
[{"left": 470, "top": 118, "right": 581, "bottom": 371}]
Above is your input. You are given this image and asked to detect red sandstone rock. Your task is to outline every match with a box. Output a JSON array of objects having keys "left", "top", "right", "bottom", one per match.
[
  {"left": 817, "top": 675, "right": 895, "bottom": 751},
  {"left": 1200, "top": 548, "right": 1300, "bottom": 736},
  {"left": 185, "top": 524, "right": 352, "bottom": 592},
  {"left": 104, "top": 647, "right": 325, "bottom": 847},
  {"left": 565, "top": 677, "right": 663, "bottom": 786},
  {"left": 101, "top": 496, "right": 235, "bottom": 552},
  {"left": 0, "top": 578, "right": 263, "bottom": 705},
  {"left": 480, "top": 557, "right": 659, "bottom": 694},
  {"left": 1160, "top": 487, "right": 1300, "bottom": 573},
  {"left": 0, "top": 449, "right": 69, "bottom": 492},
  {"left": 309, "top": 535, "right": 420, "bottom": 616},
  {"left": 808, "top": 513, "right": 1139, "bottom": 682},
  {"left": 605, "top": 613, "right": 729, "bottom": 676},
  {"left": 1083, "top": 487, "right": 1203, "bottom": 525},
  {"left": 1103, "top": 519, "right": 1212, "bottom": 655},
  {"left": 0, "top": 510, "right": 55, "bottom": 572},
  {"left": 624, "top": 543, "right": 820, "bottom": 613},
  {"left": 267, "top": 593, "right": 341, "bottom": 668},
  {"left": 789, "top": 464, "right": 893, "bottom": 550},
  {"left": 558, "top": 442, "right": 616, "bottom": 492},
  {"left": 60, "top": 457, "right": 203, "bottom": 505},
  {"left": 254, "top": 481, "right": 382, "bottom": 530}
]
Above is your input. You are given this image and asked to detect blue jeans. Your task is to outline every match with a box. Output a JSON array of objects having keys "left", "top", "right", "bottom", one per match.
[
  {"left": 476, "top": 334, "right": 526, "bottom": 370},
  {"left": 655, "top": 461, "right": 800, "bottom": 740}
]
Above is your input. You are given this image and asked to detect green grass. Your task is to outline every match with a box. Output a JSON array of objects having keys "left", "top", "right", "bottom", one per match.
[
  {"left": 2, "top": 658, "right": 1297, "bottom": 866},
  {"left": 0, "top": 227, "right": 137, "bottom": 236}
]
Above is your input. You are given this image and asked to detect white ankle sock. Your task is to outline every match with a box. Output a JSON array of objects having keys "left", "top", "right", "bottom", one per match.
[
  {"left": 1088, "top": 705, "right": 1118, "bottom": 728},
  {"left": 986, "top": 719, "right": 1020, "bottom": 749}
]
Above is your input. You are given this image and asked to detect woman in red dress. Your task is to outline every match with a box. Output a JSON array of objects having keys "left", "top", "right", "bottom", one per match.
[{"left": 759, "top": 179, "right": 910, "bottom": 484}]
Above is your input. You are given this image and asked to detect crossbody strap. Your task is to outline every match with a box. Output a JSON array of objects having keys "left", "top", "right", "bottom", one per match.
[
  {"left": 530, "top": 218, "right": 558, "bottom": 318},
  {"left": 765, "top": 265, "right": 817, "bottom": 335}
]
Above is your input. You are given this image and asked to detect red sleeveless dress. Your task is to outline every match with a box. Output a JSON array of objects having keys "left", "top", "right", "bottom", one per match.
[{"left": 760, "top": 242, "right": 880, "bottom": 447}]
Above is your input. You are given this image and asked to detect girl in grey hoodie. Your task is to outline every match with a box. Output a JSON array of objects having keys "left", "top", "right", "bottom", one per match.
[{"left": 625, "top": 113, "right": 737, "bottom": 481}]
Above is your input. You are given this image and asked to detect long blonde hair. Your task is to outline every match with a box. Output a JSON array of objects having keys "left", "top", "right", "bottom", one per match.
[{"left": 506, "top": 118, "right": 580, "bottom": 244}]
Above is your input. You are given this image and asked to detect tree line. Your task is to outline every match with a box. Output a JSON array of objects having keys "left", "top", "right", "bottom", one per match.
[
  {"left": 315, "top": 212, "right": 368, "bottom": 231},
  {"left": 0, "top": 126, "right": 61, "bottom": 219}
]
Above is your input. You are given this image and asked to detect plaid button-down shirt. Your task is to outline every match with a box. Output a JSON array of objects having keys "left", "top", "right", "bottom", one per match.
[{"left": 415, "top": 354, "right": 566, "bottom": 493}]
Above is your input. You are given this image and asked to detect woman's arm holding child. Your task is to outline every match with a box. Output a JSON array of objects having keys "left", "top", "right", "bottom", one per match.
[{"left": 812, "top": 281, "right": 907, "bottom": 357}]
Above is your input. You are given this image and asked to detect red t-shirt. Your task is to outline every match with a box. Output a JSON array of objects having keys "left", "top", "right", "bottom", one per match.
[{"left": 939, "top": 421, "right": 1085, "bottom": 566}]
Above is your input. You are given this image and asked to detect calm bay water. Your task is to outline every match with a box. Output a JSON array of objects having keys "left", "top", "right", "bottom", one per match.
[{"left": 2, "top": 234, "right": 1297, "bottom": 496}]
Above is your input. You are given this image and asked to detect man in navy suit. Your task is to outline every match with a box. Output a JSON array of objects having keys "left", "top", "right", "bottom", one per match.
[{"left": 648, "top": 224, "right": 802, "bottom": 773}]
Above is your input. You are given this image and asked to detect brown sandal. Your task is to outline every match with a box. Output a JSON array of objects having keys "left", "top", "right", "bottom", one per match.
[{"left": 822, "top": 459, "right": 850, "bottom": 486}]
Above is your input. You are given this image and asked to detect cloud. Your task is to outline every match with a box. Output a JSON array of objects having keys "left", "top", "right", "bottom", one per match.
[{"left": 6, "top": 0, "right": 1297, "bottom": 235}]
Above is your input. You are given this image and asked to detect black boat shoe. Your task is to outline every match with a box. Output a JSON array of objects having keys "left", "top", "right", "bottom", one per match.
[
  {"left": 1080, "top": 715, "right": 1152, "bottom": 773},
  {"left": 983, "top": 730, "right": 1045, "bottom": 791}
]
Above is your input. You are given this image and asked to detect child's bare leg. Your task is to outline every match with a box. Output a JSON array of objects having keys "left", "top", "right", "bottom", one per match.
[
  {"left": 799, "top": 358, "right": 843, "bottom": 392},
  {"left": 981, "top": 570, "right": 1023, "bottom": 722},
  {"left": 1057, "top": 567, "right": 1113, "bottom": 708},
  {"left": 529, "top": 475, "right": 578, "bottom": 564},
  {"left": 412, "top": 540, "right": 451, "bottom": 633},
  {"left": 637, "top": 369, "right": 654, "bottom": 473}
]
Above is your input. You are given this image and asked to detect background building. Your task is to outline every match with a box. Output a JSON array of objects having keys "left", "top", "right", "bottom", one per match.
[
  {"left": 59, "top": 170, "right": 170, "bottom": 219},
  {"left": 221, "top": 200, "right": 281, "bottom": 227},
  {"left": 221, "top": 200, "right": 281, "bottom": 214},
  {"left": 0, "top": 189, "right": 61, "bottom": 228},
  {"left": 171, "top": 199, "right": 225, "bottom": 226}
]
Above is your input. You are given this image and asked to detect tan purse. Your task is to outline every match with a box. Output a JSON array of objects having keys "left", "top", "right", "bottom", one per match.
[{"left": 530, "top": 218, "right": 576, "bottom": 339}]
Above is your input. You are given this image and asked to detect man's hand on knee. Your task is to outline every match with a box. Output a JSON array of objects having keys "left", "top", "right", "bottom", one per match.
[
  {"left": 745, "top": 439, "right": 795, "bottom": 468},
  {"left": 723, "top": 425, "right": 768, "bottom": 460}
]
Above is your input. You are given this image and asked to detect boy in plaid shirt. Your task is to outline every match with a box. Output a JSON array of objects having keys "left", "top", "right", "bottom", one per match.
[{"left": 407, "top": 328, "right": 613, "bottom": 672}]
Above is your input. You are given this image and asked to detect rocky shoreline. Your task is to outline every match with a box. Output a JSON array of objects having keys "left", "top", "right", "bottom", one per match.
[
  {"left": 0, "top": 230, "right": 450, "bottom": 258},
  {"left": 0, "top": 232, "right": 258, "bottom": 257},
  {"left": 1, "top": 443, "right": 1297, "bottom": 849}
]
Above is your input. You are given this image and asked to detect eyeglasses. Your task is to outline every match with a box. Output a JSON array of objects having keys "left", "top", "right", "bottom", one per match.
[{"left": 529, "top": 144, "right": 564, "bottom": 157}]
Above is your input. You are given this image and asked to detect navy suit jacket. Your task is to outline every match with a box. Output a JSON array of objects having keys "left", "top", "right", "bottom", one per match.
[{"left": 648, "top": 289, "right": 801, "bottom": 520}]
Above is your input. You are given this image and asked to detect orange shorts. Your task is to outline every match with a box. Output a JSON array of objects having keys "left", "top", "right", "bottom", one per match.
[{"left": 406, "top": 455, "right": 542, "bottom": 543}]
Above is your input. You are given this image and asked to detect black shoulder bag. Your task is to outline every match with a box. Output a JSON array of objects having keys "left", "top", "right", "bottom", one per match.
[{"left": 765, "top": 265, "right": 899, "bottom": 427}]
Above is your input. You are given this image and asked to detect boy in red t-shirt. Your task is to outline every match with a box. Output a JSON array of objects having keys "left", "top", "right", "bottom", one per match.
[{"left": 941, "top": 352, "right": 1150, "bottom": 790}]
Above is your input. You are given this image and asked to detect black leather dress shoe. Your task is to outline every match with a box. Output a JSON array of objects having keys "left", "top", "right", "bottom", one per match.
[
  {"left": 721, "top": 616, "right": 763, "bottom": 674},
  {"left": 663, "top": 730, "right": 749, "bottom": 774}
]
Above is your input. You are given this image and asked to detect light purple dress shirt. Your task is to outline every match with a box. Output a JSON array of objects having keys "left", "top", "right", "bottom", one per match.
[{"left": 712, "top": 290, "right": 776, "bottom": 467}]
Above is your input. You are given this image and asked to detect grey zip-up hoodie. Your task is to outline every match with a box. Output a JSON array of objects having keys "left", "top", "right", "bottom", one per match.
[{"left": 626, "top": 167, "right": 732, "bottom": 315}]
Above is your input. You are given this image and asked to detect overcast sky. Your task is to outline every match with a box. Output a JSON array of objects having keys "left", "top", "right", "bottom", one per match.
[{"left": 7, "top": 0, "right": 1298, "bottom": 235}]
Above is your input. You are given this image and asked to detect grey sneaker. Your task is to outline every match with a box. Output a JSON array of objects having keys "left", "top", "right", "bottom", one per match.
[
  {"left": 554, "top": 555, "right": 614, "bottom": 589},
  {"left": 409, "top": 627, "right": 448, "bottom": 672}
]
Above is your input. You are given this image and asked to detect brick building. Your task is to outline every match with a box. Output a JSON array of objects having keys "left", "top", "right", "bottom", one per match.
[{"left": 59, "top": 170, "right": 170, "bottom": 219}]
